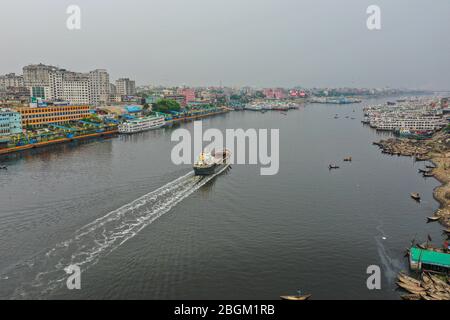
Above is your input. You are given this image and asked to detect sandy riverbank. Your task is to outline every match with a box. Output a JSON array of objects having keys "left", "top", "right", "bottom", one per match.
[
  {"left": 430, "top": 152, "right": 450, "bottom": 228},
  {"left": 374, "top": 130, "right": 450, "bottom": 228}
]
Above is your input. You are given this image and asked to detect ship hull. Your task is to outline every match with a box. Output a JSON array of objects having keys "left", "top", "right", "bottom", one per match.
[{"left": 193, "top": 162, "right": 229, "bottom": 176}]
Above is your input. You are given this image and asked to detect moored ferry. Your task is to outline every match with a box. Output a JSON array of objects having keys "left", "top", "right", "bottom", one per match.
[{"left": 118, "top": 115, "right": 165, "bottom": 134}]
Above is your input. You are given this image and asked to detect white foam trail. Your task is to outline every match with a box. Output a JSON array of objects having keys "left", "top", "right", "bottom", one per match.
[
  {"left": 374, "top": 221, "right": 403, "bottom": 285},
  {"left": 7, "top": 167, "right": 229, "bottom": 299}
]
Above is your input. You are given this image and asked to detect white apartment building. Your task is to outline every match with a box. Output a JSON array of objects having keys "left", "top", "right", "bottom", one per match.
[
  {"left": 23, "top": 64, "right": 110, "bottom": 105},
  {"left": 89, "top": 69, "right": 110, "bottom": 105},
  {"left": 116, "top": 78, "right": 136, "bottom": 96},
  {"left": 62, "top": 72, "right": 90, "bottom": 105}
]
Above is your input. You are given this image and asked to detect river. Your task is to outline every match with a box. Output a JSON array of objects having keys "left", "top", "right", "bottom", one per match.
[{"left": 0, "top": 97, "right": 444, "bottom": 299}]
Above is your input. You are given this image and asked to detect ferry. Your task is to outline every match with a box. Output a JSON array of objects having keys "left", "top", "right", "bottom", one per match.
[
  {"left": 193, "top": 149, "right": 231, "bottom": 176},
  {"left": 118, "top": 115, "right": 165, "bottom": 134},
  {"left": 244, "top": 104, "right": 263, "bottom": 111}
]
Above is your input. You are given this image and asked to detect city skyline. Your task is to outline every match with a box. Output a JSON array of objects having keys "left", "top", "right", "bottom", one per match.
[{"left": 1, "top": 0, "right": 450, "bottom": 90}]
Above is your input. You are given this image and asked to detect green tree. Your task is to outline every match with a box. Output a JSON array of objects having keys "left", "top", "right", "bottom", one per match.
[{"left": 153, "top": 99, "right": 181, "bottom": 113}]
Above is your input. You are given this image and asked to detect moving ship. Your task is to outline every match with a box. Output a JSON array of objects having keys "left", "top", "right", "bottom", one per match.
[
  {"left": 193, "top": 149, "right": 231, "bottom": 176},
  {"left": 118, "top": 115, "right": 165, "bottom": 134}
]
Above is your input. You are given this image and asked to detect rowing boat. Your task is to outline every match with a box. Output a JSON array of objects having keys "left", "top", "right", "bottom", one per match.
[
  {"left": 397, "top": 281, "right": 425, "bottom": 294},
  {"left": 401, "top": 294, "right": 421, "bottom": 300},
  {"left": 280, "top": 294, "right": 312, "bottom": 301},
  {"left": 427, "top": 216, "right": 440, "bottom": 223}
]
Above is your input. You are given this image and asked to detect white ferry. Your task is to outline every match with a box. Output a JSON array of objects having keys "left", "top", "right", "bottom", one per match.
[{"left": 118, "top": 115, "right": 166, "bottom": 134}]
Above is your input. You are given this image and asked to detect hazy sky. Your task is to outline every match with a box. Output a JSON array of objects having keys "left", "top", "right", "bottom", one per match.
[{"left": 1, "top": 0, "right": 449, "bottom": 89}]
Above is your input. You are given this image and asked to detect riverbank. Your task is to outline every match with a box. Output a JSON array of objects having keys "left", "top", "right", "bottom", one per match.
[
  {"left": 373, "top": 130, "right": 450, "bottom": 228},
  {"left": 0, "top": 129, "right": 118, "bottom": 156},
  {"left": 0, "top": 109, "right": 230, "bottom": 157},
  {"left": 430, "top": 151, "right": 450, "bottom": 228}
]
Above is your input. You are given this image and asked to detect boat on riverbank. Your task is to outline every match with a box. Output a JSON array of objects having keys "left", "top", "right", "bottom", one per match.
[
  {"left": 118, "top": 115, "right": 165, "bottom": 134},
  {"left": 193, "top": 149, "right": 231, "bottom": 176}
]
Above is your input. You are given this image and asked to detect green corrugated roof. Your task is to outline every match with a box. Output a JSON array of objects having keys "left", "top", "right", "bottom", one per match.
[{"left": 410, "top": 248, "right": 450, "bottom": 268}]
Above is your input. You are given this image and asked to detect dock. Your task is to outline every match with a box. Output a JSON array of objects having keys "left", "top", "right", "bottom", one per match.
[{"left": 0, "top": 129, "right": 118, "bottom": 156}]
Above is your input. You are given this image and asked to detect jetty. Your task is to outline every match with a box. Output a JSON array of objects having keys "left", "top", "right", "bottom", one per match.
[{"left": 0, "top": 129, "right": 118, "bottom": 156}]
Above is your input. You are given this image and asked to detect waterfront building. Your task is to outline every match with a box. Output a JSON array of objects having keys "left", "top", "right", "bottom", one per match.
[
  {"left": 0, "top": 108, "right": 22, "bottom": 136},
  {"left": 16, "top": 105, "right": 91, "bottom": 128},
  {"left": 116, "top": 78, "right": 136, "bottom": 96}
]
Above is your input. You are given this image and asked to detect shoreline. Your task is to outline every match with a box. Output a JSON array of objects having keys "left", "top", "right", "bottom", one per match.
[
  {"left": 0, "top": 129, "right": 119, "bottom": 156},
  {"left": 0, "top": 109, "right": 230, "bottom": 157},
  {"left": 429, "top": 155, "right": 450, "bottom": 228},
  {"left": 373, "top": 131, "right": 450, "bottom": 228}
]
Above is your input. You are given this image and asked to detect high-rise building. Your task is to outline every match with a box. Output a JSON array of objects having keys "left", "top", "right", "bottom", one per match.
[
  {"left": 62, "top": 72, "right": 90, "bottom": 105},
  {"left": 23, "top": 64, "right": 111, "bottom": 105},
  {"left": 116, "top": 78, "right": 136, "bottom": 96},
  {"left": 23, "top": 64, "right": 60, "bottom": 88},
  {"left": 109, "top": 83, "right": 116, "bottom": 96},
  {"left": 89, "top": 69, "right": 110, "bottom": 106}
]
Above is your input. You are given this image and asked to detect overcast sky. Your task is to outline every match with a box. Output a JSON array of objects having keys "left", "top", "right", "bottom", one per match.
[{"left": 1, "top": 0, "right": 449, "bottom": 89}]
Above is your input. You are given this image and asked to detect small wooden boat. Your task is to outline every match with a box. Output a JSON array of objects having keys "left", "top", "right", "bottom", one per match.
[
  {"left": 428, "top": 293, "right": 445, "bottom": 300},
  {"left": 398, "top": 273, "right": 422, "bottom": 286},
  {"left": 418, "top": 169, "right": 431, "bottom": 174},
  {"left": 423, "top": 172, "right": 434, "bottom": 178},
  {"left": 401, "top": 294, "right": 421, "bottom": 300},
  {"left": 427, "top": 216, "right": 440, "bottom": 223},
  {"left": 280, "top": 294, "right": 312, "bottom": 301},
  {"left": 426, "top": 165, "right": 437, "bottom": 169},
  {"left": 396, "top": 281, "right": 426, "bottom": 294},
  {"left": 410, "top": 193, "right": 421, "bottom": 201},
  {"left": 422, "top": 272, "right": 433, "bottom": 284},
  {"left": 416, "top": 243, "right": 427, "bottom": 250},
  {"left": 419, "top": 293, "right": 433, "bottom": 300},
  {"left": 329, "top": 164, "right": 340, "bottom": 170},
  {"left": 344, "top": 157, "right": 352, "bottom": 162},
  {"left": 429, "top": 274, "right": 448, "bottom": 288}
]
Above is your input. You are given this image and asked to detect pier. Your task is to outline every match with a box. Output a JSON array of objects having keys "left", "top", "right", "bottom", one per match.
[{"left": 0, "top": 129, "right": 118, "bottom": 156}]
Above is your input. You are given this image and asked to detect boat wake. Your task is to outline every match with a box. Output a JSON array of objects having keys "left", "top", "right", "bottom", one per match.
[
  {"left": 2, "top": 167, "right": 227, "bottom": 299},
  {"left": 374, "top": 222, "right": 404, "bottom": 285}
]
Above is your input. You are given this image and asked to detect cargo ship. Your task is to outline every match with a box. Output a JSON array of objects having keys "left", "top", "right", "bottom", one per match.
[
  {"left": 193, "top": 149, "right": 231, "bottom": 176},
  {"left": 118, "top": 115, "right": 165, "bottom": 134}
]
